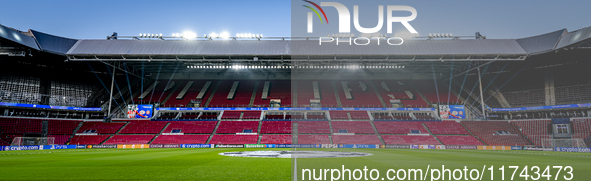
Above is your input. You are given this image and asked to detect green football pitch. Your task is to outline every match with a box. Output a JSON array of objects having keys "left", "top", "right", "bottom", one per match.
[{"left": 0, "top": 148, "right": 589, "bottom": 181}]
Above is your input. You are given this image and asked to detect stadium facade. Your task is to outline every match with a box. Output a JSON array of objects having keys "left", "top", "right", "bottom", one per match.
[{"left": 0, "top": 23, "right": 590, "bottom": 148}]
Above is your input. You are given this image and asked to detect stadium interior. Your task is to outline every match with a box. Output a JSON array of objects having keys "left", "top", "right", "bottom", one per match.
[{"left": 1, "top": 23, "right": 591, "bottom": 148}]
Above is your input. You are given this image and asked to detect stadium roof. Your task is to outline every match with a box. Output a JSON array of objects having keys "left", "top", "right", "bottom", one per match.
[
  {"left": 0, "top": 24, "right": 40, "bottom": 51},
  {"left": 1, "top": 23, "right": 591, "bottom": 61}
]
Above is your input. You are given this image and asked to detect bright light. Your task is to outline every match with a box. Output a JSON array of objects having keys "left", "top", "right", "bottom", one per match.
[
  {"left": 183, "top": 31, "right": 197, "bottom": 39},
  {"left": 220, "top": 32, "right": 230, "bottom": 39}
]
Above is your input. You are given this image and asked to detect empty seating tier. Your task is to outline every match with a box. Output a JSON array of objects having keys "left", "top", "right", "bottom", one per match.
[
  {"left": 293, "top": 121, "right": 331, "bottom": 133},
  {"left": 69, "top": 135, "right": 109, "bottom": 145},
  {"left": 261, "top": 135, "right": 292, "bottom": 144},
  {"left": 332, "top": 135, "right": 381, "bottom": 144},
  {"left": 424, "top": 121, "right": 469, "bottom": 134},
  {"left": 462, "top": 121, "right": 530, "bottom": 146},
  {"left": 331, "top": 121, "right": 375, "bottom": 134},
  {"left": 163, "top": 121, "right": 217, "bottom": 133},
  {"left": 209, "top": 135, "right": 258, "bottom": 144},
  {"left": 242, "top": 111, "right": 262, "bottom": 119},
  {"left": 0, "top": 118, "right": 42, "bottom": 133},
  {"left": 221, "top": 111, "right": 241, "bottom": 119},
  {"left": 119, "top": 121, "right": 168, "bottom": 134},
  {"left": 374, "top": 121, "right": 428, "bottom": 134},
  {"left": 512, "top": 120, "right": 551, "bottom": 146},
  {"left": 297, "top": 135, "right": 330, "bottom": 144},
  {"left": 216, "top": 121, "right": 259, "bottom": 133},
  {"left": 76, "top": 122, "right": 125, "bottom": 134},
  {"left": 151, "top": 135, "right": 210, "bottom": 144},
  {"left": 47, "top": 120, "right": 81, "bottom": 134},
  {"left": 104, "top": 135, "right": 155, "bottom": 144},
  {"left": 49, "top": 135, "right": 71, "bottom": 145},
  {"left": 265, "top": 115, "right": 285, "bottom": 120},
  {"left": 436, "top": 135, "right": 483, "bottom": 145},
  {"left": 572, "top": 118, "right": 591, "bottom": 136},
  {"left": 381, "top": 135, "right": 440, "bottom": 145},
  {"left": 260, "top": 121, "right": 292, "bottom": 134},
  {"left": 349, "top": 111, "right": 370, "bottom": 120},
  {"left": 329, "top": 111, "right": 349, "bottom": 120}
]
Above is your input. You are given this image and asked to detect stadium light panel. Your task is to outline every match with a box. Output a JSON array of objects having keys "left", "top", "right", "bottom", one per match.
[
  {"left": 220, "top": 32, "right": 230, "bottom": 39},
  {"left": 184, "top": 31, "right": 197, "bottom": 39}
]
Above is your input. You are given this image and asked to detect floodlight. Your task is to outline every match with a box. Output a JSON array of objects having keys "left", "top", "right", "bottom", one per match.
[{"left": 220, "top": 32, "right": 230, "bottom": 39}]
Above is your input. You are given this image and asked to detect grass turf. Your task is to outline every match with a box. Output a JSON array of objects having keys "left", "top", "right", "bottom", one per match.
[{"left": 0, "top": 148, "right": 589, "bottom": 181}]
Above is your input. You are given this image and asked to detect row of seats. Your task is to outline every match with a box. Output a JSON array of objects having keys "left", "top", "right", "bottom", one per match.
[
  {"left": 76, "top": 122, "right": 125, "bottom": 134},
  {"left": 462, "top": 121, "right": 530, "bottom": 146},
  {"left": 424, "top": 121, "right": 469, "bottom": 134},
  {"left": 152, "top": 135, "right": 209, "bottom": 144},
  {"left": 331, "top": 121, "right": 375, "bottom": 133},
  {"left": 119, "top": 121, "right": 167, "bottom": 134},
  {"left": 512, "top": 120, "right": 551, "bottom": 146},
  {"left": 163, "top": 121, "right": 216, "bottom": 133},
  {"left": 49, "top": 135, "right": 71, "bottom": 145},
  {"left": 0, "top": 118, "right": 43, "bottom": 133},
  {"left": 47, "top": 120, "right": 81, "bottom": 134},
  {"left": 381, "top": 135, "right": 439, "bottom": 145},
  {"left": 374, "top": 121, "right": 427, "bottom": 134},
  {"left": 436, "top": 135, "right": 483, "bottom": 145},
  {"left": 260, "top": 121, "right": 291, "bottom": 133},
  {"left": 261, "top": 135, "right": 291, "bottom": 144}
]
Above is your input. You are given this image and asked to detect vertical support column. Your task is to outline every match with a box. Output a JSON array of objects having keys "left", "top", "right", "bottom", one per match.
[
  {"left": 108, "top": 68, "right": 116, "bottom": 117},
  {"left": 477, "top": 67, "right": 486, "bottom": 119},
  {"left": 545, "top": 70, "right": 556, "bottom": 106},
  {"left": 39, "top": 77, "right": 51, "bottom": 105}
]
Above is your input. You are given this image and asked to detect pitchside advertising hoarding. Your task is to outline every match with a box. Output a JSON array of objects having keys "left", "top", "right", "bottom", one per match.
[
  {"left": 127, "top": 104, "right": 153, "bottom": 118},
  {"left": 439, "top": 105, "right": 466, "bottom": 119},
  {"left": 117, "top": 144, "right": 149, "bottom": 149}
]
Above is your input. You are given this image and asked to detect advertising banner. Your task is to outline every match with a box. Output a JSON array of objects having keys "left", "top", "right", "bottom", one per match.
[
  {"left": 127, "top": 104, "right": 153, "bottom": 118},
  {"left": 276, "top": 144, "right": 292, "bottom": 148},
  {"left": 478, "top": 146, "right": 510, "bottom": 150},
  {"left": 439, "top": 105, "right": 466, "bottom": 119},
  {"left": 150, "top": 144, "right": 181, "bottom": 148},
  {"left": 157, "top": 107, "right": 436, "bottom": 111},
  {"left": 43, "top": 145, "right": 77, "bottom": 150},
  {"left": 76, "top": 145, "right": 86, "bottom": 149},
  {"left": 384, "top": 145, "right": 410, "bottom": 149},
  {"left": 117, "top": 144, "right": 149, "bottom": 149},
  {"left": 244, "top": 144, "right": 275, "bottom": 148},
  {"left": 446, "top": 145, "right": 478, "bottom": 150},
  {"left": 88, "top": 145, "right": 117, "bottom": 149},
  {"left": 436, "top": 145, "right": 446, "bottom": 149},
  {"left": 418, "top": 145, "right": 436, "bottom": 149},
  {"left": 322, "top": 144, "right": 338, "bottom": 148},
  {"left": 337, "top": 144, "right": 380, "bottom": 148},
  {"left": 290, "top": 144, "right": 322, "bottom": 148},
  {"left": 180, "top": 144, "right": 212, "bottom": 148},
  {"left": 523, "top": 147, "right": 554, "bottom": 151},
  {"left": 510, "top": 146, "right": 522, "bottom": 150},
  {"left": 2, "top": 145, "right": 40, "bottom": 151},
  {"left": 214, "top": 144, "right": 244, "bottom": 148},
  {"left": 554, "top": 147, "right": 591, "bottom": 153},
  {"left": 0, "top": 102, "right": 101, "bottom": 111},
  {"left": 491, "top": 103, "right": 591, "bottom": 112},
  {"left": 410, "top": 145, "right": 419, "bottom": 149}
]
